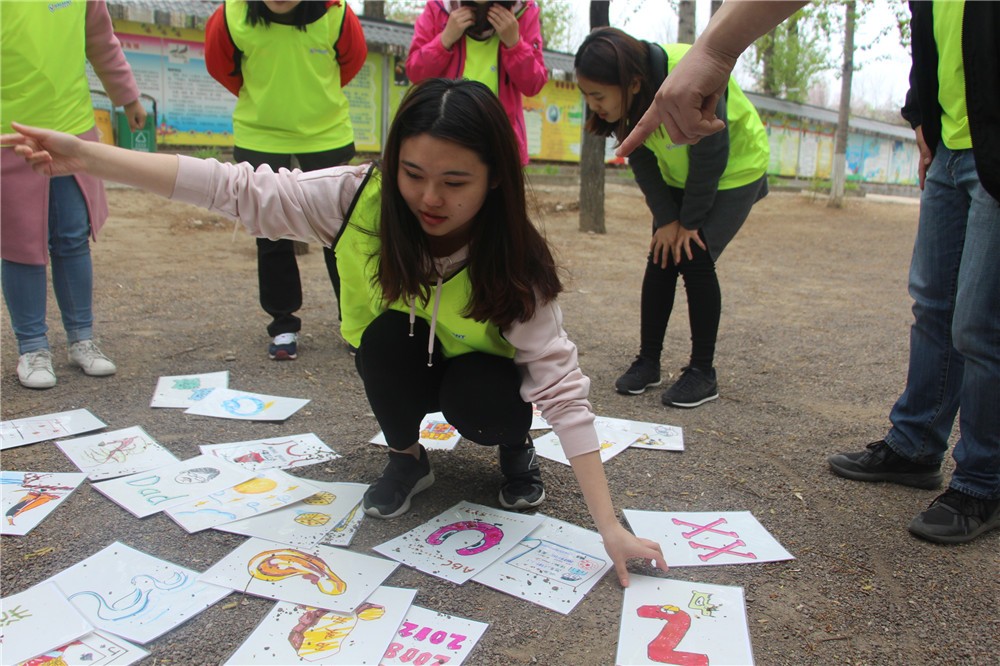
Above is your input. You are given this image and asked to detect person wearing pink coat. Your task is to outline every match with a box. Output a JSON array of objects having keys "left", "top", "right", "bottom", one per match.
[{"left": 406, "top": 1, "right": 547, "bottom": 165}]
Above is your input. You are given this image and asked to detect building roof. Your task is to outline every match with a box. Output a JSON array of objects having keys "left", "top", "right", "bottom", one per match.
[{"left": 746, "top": 92, "right": 913, "bottom": 141}]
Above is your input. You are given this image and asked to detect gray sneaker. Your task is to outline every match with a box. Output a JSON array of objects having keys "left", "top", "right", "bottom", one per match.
[
  {"left": 17, "top": 350, "right": 57, "bottom": 389},
  {"left": 68, "top": 340, "right": 117, "bottom": 376},
  {"left": 661, "top": 366, "right": 718, "bottom": 408},
  {"left": 828, "top": 440, "right": 942, "bottom": 489},
  {"left": 908, "top": 488, "right": 1000, "bottom": 544}
]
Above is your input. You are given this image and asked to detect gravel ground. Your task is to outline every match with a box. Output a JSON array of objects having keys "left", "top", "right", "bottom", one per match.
[{"left": 1, "top": 180, "right": 997, "bottom": 666}]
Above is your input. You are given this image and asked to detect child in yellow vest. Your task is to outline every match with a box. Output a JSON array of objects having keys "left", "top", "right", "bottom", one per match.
[
  {"left": 4, "top": 79, "right": 666, "bottom": 587},
  {"left": 575, "top": 27, "right": 770, "bottom": 409}
]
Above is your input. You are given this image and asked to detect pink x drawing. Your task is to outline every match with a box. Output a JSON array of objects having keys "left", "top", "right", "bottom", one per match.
[
  {"left": 689, "top": 539, "right": 758, "bottom": 562},
  {"left": 671, "top": 517, "right": 740, "bottom": 540}
]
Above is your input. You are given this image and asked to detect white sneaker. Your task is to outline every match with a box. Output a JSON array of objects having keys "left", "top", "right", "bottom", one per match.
[
  {"left": 17, "top": 350, "right": 57, "bottom": 389},
  {"left": 68, "top": 339, "right": 117, "bottom": 376}
]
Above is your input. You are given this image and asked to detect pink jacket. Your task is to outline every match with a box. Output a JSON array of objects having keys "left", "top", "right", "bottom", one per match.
[
  {"left": 1, "top": 1, "right": 140, "bottom": 265},
  {"left": 406, "top": 1, "right": 547, "bottom": 165},
  {"left": 171, "top": 156, "right": 599, "bottom": 459}
]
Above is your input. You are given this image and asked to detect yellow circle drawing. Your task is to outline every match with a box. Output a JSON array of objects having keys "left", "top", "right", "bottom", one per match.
[
  {"left": 302, "top": 491, "right": 336, "bottom": 505},
  {"left": 233, "top": 477, "right": 279, "bottom": 494},
  {"left": 294, "top": 512, "right": 332, "bottom": 526}
]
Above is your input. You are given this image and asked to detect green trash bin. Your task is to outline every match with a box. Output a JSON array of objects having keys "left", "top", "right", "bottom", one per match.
[{"left": 115, "top": 93, "right": 157, "bottom": 152}]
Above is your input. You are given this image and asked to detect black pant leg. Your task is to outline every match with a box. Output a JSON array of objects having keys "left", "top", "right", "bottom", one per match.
[
  {"left": 233, "top": 148, "right": 301, "bottom": 337},
  {"left": 440, "top": 352, "right": 532, "bottom": 448},
  {"left": 677, "top": 239, "right": 721, "bottom": 369},
  {"left": 638, "top": 255, "right": 680, "bottom": 363},
  {"left": 357, "top": 311, "right": 444, "bottom": 451}
]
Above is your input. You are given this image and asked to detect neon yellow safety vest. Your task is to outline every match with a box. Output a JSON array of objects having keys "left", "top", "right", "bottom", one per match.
[
  {"left": 462, "top": 34, "right": 501, "bottom": 95},
  {"left": 933, "top": 1, "right": 971, "bottom": 150},
  {"left": 642, "top": 43, "right": 769, "bottom": 190},
  {"left": 225, "top": 0, "right": 354, "bottom": 153},
  {"left": 338, "top": 169, "right": 516, "bottom": 359},
  {"left": 1, "top": 0, "right": 93, "bottom": 135}
]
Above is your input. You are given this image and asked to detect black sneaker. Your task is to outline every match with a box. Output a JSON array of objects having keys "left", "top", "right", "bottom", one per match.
[
  {"left": 828, "top": 440, "right": 942, "bottom": 489},
  {"left": 661, "top": 366, "right": 718, "bottom": 408},
  {"left": 908, "top": 488, "right": 1000, "bottom": 544},
  {"left": 615, "top": 357, "right": 662, "bottom": 395},
  {"left": 363, "top": 446, "right": 435, "bottom": 519},
  {"left": 498, "top": 441, "right": 545, "bottom": 509}
]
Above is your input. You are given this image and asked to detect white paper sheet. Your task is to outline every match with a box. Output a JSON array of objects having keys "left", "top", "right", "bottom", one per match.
[
  {"left": 225, "top": 587, "right": 417, "bottom": 665},
  {"left": 534, "top": 415, "right": 683, "bottom": 466},
  {"left": 150, "top": 371, "right": 229, "bottom": 408},
  {"left": 373, "top": 501, "right": 544, "bottom": 584},
  {"left": 199, "top": 433, "right": 339, "bottom": 471},
  {"left": 1, "top": 471, "right": 87, "bottom": 536},
  {"left": 0, "top": 582, "right": 93, "bottom": 665},
  {"left": 91, "top": 454, "right": 253, "bottom": 518},
  {"left": 1, "top": 409, "right": 106, "bottom": 450},
  {"left": 15, "top": 629, "right": 149, "bottom": 666},
  {"left": 200, "top": 537, "right": 398, "bottom": 614},
  {"left": 472, "top": 514, "right": 611, "bottom": 614},
  {"left": 56, "top": 426, "right": 179, "bottom": 480},
  {"left": 184, "top": 387, "right": 309, "bottom": 421},
  {"left": 624, "top": 509, "right": 795, "bottom": 567},
  {"left": 616, "top": 575, "right": 754, "bottom": 666},
  {"left": 164, "top": 469, "right": 320, "bottom": 533},
  {"left": 49, "top": 542, "right": 231, "bottom": 644},
  {"left": 216, "top": 481, "right": 367, "bottom": 549},
  {"left": 380, "top": 605, "right": 489, "bottom": 666}
]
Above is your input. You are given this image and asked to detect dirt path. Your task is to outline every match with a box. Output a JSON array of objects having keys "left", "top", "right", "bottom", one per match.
[{"left": 2, "top": 181, "right": 996, "bottom": 666}]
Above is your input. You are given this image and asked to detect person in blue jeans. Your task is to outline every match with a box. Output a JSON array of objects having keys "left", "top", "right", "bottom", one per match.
[
  {"left": 1, "top": 0, "right": 146, "bottom": 389},
  {"left": 828, "top": 1, "right": 1000, "bottom": 544}
]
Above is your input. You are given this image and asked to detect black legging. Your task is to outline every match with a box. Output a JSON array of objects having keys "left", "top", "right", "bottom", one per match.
[
  {"left": 233, "top": 144, "right": 355, "bottom": 335},
  {"left": 355, "top": 310, "right": 532, "bottom": 451},
  {"left": 638, "top": 235, "right": 721, "bottom": 370}
]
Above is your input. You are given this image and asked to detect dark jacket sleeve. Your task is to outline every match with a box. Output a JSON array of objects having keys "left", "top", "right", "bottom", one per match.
[
  {"left": 204, "top": 4, "right": 242, "bottom": 96},
  {"left": 335, "top": 3, "right": 367, "bottom": 87},
  {"left": 678, "top": 92, "right": 729, "bottom": 230},
  {"left": 629, "top": 144, "right": 680, "bottom": 229},
  {"left": 900, "top": 59, "right": 921, "bottom": 129}
]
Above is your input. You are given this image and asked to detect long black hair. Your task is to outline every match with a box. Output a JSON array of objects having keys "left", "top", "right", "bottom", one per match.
[
  {"left": 245, "top": 0, "right": 328, "bottom": 29},
  {"left": 574, "top": 27, "right": 656, "bottom": 141},
  {"left": 378, "top": 79, "right": 562, "bottom": 328}
]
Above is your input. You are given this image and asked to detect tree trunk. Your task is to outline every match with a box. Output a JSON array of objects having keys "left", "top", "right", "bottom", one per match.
[
  {"left": 363, "top": 1, "right": 386, "bottom": 20},
  {"left": 678, "top": 0, "right": 697, "bottom": 44},
  {"left": 829, "top": 1, "right": 855, "bottom": 208},
  {"left": 579, "top": 1, "right": 610, "bottom": 234}
]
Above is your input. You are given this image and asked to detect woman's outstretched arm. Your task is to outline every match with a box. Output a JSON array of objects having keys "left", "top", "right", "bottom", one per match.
[
  {"left": 2, "top": 122, "right": 179, "bottom": 197},
  {"left": 570, "top": 451, "right": 668, "bottom": 587}
]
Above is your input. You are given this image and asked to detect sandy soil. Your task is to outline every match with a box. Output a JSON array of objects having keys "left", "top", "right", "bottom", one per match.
[{"left": 2, "top": 179, "right": 997, "bottom": 666}]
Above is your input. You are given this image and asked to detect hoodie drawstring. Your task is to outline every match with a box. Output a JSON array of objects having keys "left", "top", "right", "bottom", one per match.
[{"left": 427, "top": 274, "right": 444, "bottom": 367}]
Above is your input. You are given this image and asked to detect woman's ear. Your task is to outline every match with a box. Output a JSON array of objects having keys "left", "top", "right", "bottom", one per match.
[{"left": 629, "top": 76, "right": 642, "bottom": 95}]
